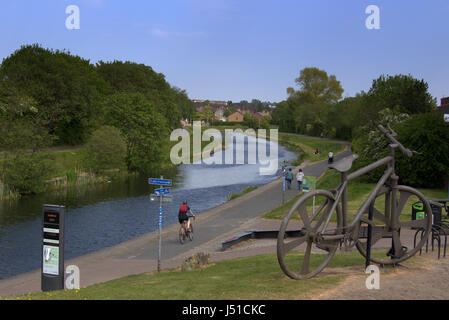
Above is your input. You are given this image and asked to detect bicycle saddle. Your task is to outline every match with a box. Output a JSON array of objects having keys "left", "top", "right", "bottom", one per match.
[{"left": 329, "top": 154, "right": 358, "bottom": 173}]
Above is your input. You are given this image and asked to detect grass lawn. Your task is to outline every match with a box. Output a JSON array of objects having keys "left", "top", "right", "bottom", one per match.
[
  {"left": 46, "top": 147, "right": 86, "bottom": 179},
  {"left": 7, "top": 251, "right": 388, "bottom": 300}
]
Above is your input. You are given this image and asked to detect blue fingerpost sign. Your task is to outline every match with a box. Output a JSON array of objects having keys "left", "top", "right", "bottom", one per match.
[
  {"left": 148, "top": 178, "right": 172, "bottom": 186},
  {"left": 155, "top": 187, "right": 171, "bottom": 196}
]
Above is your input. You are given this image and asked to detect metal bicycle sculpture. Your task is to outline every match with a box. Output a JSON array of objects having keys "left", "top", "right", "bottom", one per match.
[{"left": 277, "top": 125, "right": 432, "bottom": 280}]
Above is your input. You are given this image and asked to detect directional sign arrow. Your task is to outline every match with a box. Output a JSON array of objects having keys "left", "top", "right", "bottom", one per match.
[
  {"left": 148, "top": 178, "right": 172, "bottom": 186},
  {"left": 155, "top": 187, "right": 171, "bottom": 196}
]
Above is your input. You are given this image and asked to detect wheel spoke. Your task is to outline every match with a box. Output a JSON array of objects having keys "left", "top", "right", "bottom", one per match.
[
  {"left": 310, "top": 199, "right": 328, "bottom": 223},
  {"left": 284, "top": 234, "right": 308, "bottom": 253},
  {"left": 298, "top": 202, "right": 311, "bottom": 230},
  {"left": 300, "top": 240, "right": 312, "bottom": 275}
]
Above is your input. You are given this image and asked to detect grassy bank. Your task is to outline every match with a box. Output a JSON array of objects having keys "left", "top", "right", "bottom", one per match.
[
  {"left": 227, "top": 185, "right": 258, "bottom": 201},
  {"left": 277, "top": 133, "right": 345, "bottom": 166},
  {"left": 263, "top": 168, "right": 449, "bottom": 221},
  {"left": 7, "top": 250, "right": 391, "bottom": 300}
]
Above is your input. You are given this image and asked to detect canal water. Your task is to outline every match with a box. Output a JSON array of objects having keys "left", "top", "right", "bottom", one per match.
[{"left": 0, "top": 133, "right": 296, "bottom": 279}]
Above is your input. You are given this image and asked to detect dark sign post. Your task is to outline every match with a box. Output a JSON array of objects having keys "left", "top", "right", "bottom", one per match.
[{"left": 41, "top": 205, "right": 65, "bottom": 292}]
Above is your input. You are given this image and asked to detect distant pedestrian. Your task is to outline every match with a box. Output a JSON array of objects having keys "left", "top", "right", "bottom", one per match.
[
  {"left": 286, "top": 168, "right": 293, "bottom": 189},
  {"left": 296, "top": 169, "right": 304, "bottom": 191},
  {"left": 328, "top": 151, "right": 334, "bottom": 164}
]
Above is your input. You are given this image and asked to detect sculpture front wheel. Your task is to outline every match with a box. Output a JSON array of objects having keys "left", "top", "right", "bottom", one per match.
[{"left": 277, "top": 190, "right": 343, "bottom": 280}]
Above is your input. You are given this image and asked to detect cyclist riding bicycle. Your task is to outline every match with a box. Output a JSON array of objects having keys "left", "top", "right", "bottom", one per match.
[{"left": 178, "top": 200, "right": 195, "bottom": 232}]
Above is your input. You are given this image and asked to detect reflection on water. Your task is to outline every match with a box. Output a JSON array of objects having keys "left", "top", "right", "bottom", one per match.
[{"left": 0, "top": 134, "right": 296, "bottom": 279}]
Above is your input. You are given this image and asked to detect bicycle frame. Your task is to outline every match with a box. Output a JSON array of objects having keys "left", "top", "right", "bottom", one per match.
[
  {"left": 276, "top": 125, "right": 433, "bottom": 279},
  {"left": 321, "top": 144, "right": 400, "bottom": 240}
]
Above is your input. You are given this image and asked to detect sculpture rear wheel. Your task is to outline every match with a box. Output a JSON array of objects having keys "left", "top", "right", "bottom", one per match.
[
  {"left": 356, "top": 185, "right": 432, "bottom": 265},
  {"left": 277, "top": 190, "right": 343, "bottom": 280}
]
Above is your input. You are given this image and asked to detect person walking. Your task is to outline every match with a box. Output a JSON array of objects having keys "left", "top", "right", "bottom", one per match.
[
  {"left": 296, "top": 169, "right": 304, "bottom": 191},
  {"left": 286, "top": 168, "right": 293, "bottom": 189},
  {"left": 328, "top": 151, "right": 334, "bottom": 164}
]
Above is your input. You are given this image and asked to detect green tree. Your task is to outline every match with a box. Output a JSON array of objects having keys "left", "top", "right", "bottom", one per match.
[
  {"left": 260, "top": 116, "right": 271, "bottom": 130},
  {"left": 289, "top": 67, "right": 344, "bottom": 105},
  {"left": 367, "top": 74, "right": 436, "bottom": 115},
  {"left": 200, "top": 106, "right": 214, "bottom": 125},
  {"left": 0, "top": 85, "right": 55, "bottom": 184},
  {"left": 352, "top": 108, "right": 410, "bottom": 182},
  {"left": 0, "top": 44, "right": 109, "bottom": 145},
  {"left": 83, "top": 126, "right": 127, "bottom": 173},
  {"left": 103, "top": 93, "right": 169, "bottom": 174},
  {"left": 244, "top": 112, "right": 258, "bottom": 129},
  {"left": 224, "top": 108, "right": 233, "bottom": 118},
  {"left": 4, "top": 152, "right": 52, "bottom": 195},
  {"left": 96, "top": 61, "right": 185, "bottom": 128},
  {"left": 395, "top": 113, "right": 449, "bottom": 188}
]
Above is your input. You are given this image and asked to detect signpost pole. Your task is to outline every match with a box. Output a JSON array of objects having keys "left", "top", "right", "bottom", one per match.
[
  {"left": 158, "top": 175, "right": 163, "bottom": 273},
  {"left": 148, "top": 176, "right": 172, "bottom": 273},
  {"left": 281, "top": 161, "right": 286, "bottom": 217}
]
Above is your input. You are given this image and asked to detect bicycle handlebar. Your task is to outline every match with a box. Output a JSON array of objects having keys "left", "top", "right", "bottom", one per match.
[{"left": 378, "top": 125, "right": 413, "bottom": 158}]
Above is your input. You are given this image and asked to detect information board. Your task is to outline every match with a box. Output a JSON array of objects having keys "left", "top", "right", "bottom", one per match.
[{"left": 302, "top": 176, "right": 316, "bottom": 192}]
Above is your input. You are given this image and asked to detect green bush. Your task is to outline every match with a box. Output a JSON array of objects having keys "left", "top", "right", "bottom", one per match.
[
  {"left": 395, "top": 113, "right": 449, "bottom": 188},
  {"left": 4, "top": 152, "right": 52, "bottom": 195},
  {"left": 82, "top": 125, "right": 127, "bottom": 174},
  {"left": 353, "top": 112, "right": 449, "bottom": 188}
]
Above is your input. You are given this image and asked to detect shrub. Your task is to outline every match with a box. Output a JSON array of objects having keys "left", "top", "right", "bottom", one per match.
[
  {"left": 82, "top": 125, "right": 127, "bottom": 173},
  {"left": 4, "top": 152, "right": 52, "bottom": 195},
  {"left": 395, "top": 113, "right": 449, "bottom": 188}
]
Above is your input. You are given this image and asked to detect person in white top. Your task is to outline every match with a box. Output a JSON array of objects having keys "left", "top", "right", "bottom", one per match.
[
  {"left": 296, "top": 169, "right": 304, "bottom": 191},
  {"left": 328, "top": 151, "right": 334, "bottom": 164}
]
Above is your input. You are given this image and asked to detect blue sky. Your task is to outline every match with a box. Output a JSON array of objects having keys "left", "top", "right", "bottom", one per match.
[{"left": 0, "top": 0, "right": 448, "bottom": 103}]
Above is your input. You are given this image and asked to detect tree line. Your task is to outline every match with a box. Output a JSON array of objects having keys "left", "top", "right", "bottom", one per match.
[
  {"left": 0, "top": 44, "right": 195, "bottom": 195},
  {"left": 272, "top": 67, "right": 448, "bottom": 188}
]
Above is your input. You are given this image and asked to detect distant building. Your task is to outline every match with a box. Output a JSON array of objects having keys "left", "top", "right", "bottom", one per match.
[
  {"left": 227, "top": 111, "right": 244, "bottom": 122},
  {"left": 253, "top": 112, "right": 264, "bottom": 121},
  {"left": 435, "top": 96, "right": 449, "bottom": 114}
]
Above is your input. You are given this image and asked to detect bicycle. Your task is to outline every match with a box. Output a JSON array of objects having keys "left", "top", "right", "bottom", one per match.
[
  {"left": 179, "top": 216, "right": 195, "bottom": 244},
  {"left": 277, "top": 124, "right": 432, "bottom": 279}
]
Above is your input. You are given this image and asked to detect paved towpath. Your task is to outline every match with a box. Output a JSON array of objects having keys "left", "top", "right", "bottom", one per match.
[{"left": 0, "top": 138, "right": 351, "bottom": 296}]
